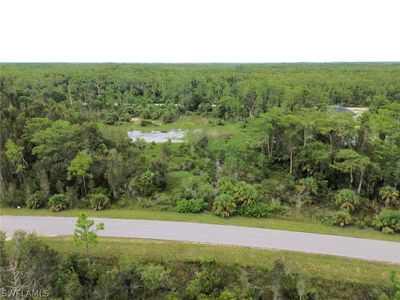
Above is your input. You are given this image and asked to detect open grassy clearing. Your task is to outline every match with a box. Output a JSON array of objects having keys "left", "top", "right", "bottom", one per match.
[
  {"left": 41, "top": 236, "right": 400, "bottom": 285},
  {"left": 98, "top": 115, "right": 240, "bottom": 140},
  {"left": 2, "top": 207, "right": 399, "bottom": 242}
]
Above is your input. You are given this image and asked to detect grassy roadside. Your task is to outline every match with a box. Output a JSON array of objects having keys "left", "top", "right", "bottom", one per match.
[
  {"left": 42, "top": 236, "right": 400, "bottom": 285},
  {"left": 2, "top": 207, "right": 399, "bottom": 242}
]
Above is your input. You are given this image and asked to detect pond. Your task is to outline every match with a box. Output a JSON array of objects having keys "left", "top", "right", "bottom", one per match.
[{"left": 127, "top": 129, "right": 187, "bottom": 143}]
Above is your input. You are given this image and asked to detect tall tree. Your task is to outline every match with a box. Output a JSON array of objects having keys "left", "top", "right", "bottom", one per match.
[{"left": 67, "top": 150, "right": 93, "bottom": 196}]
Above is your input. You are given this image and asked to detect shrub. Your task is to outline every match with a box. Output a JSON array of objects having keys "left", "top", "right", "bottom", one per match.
[
  {"left": 325, "top": 210, "right": 352, "bottom": 227},
  {"left": 48, "top": 194, "right": 68, "bottom": 212},
  {"left": 181, "top": 158, "right": 196, "bottom": 171},
  {"left": 355, "top": 219, "right": 367, "bottom": 229},
  {"left": 180, "top": 176, "right": 214, "bottom": 202},
  {"left": 26, "top": 191, "right": 46, "bottom": 209},
  {"left": 104, "top": 111, "right": 119, "bottom": 125},
  {"left": 129, "top": 171, "right": 157, "bottom": 197},
  {"left": 217, "top": 178, "right": 237, "bottom": 195},
  {"left": 382, "top": 227, "right": 395, "bottom": 235},
  {"left": 335, "top": 189, "right": 360, "bottom": 211},
  {"left": 267, "top": 202, "right": 290, "bottom": 216},
  {"left": 379, "top": 186, "right": 399, "bottom": 208},
  {"left": 176, "top": 199, "right": 207, "bottom": 213},
  {"left": 240, "top": 203, "right": 269, "bottom": 218},
  {"left": 296, "top": 177, "right": 318, "bottom": 197},
  {"left": 218, "top": 179, "right": 258, "bottom": 207},
  {"left": 233, "top": 181, "right": 258, "bottom": 206},
  {"left": 88, "top": 192, "right": 109, "bottom": 211},
  {"left": 218, "top": 290, "right": 236, "bottom": 300},
  {"left": 374, "top": 210, "right": 400, "bottom": 233},
  {"left": 213, "top": 194, "right": 236, "bottom": 218},
  {"left": 185, "top": 271, "right": 220, "bottom": 299},
  {"left": 140, "top": 264, "right": 170, "bottom": 293}
]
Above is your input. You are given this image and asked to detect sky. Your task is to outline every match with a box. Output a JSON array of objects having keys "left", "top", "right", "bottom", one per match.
[{"left": 1, "top": 0, "right": 399, "bottom": 63}]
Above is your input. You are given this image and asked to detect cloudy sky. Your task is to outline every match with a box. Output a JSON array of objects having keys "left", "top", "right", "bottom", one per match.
[{"left": 1, "top": 0, "right": 399, "bottom": 62}]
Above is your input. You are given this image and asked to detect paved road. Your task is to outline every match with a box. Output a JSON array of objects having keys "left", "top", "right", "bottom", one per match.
[{"left": 1, "top": 215, "right": 399, "bottom": 264}]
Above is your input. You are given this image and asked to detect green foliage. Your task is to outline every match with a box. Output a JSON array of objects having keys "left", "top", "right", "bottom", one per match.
[
  {"left": 129, "top": 171, "right": 158, "bottom": 197},
  {"left": 26, "top": 191, "right": 46, "bottom": 209},
  {"left": 379, "top": 186, "right": 399, "bottom": 208},
  {"left": 297, "top": 177, "right": 318, "bottom": 197},
  {"left": 379, "top": 271, "right": 400, "bottom": 300},
  {"left": 382, "top": 227, "right": 395, "bottom": 235},
  {"left": 185, "top": 270, "right": 221, "bottom": 299},
  {"left": 213, "top": 194, "right": 237, "bottom": 218},
  {"left": 180, "top": 176, "right": 215, "bottom": 202},
  {"left": 67, "top": 150, "right": 93, "bottom": 181},
  {"left": 176, "top": 199, "right": 208, "bottom": 213},
  {"left": 2, "top": 63, "right": 400, "bottom": 231},
  {"left": 104, "top": 111, "right": 119, "bottom": 125},
  {"left": 233, "top": 181, "right": 259, "bottom": 206},
  {"left": 1, "top": 231, "right": 58, "bottom": 294},
  {"left": 48, "top": 194, "right": 68, "bottom": 212},
  {"left": 335, "top": 189, "right": 360, "bottom": 211},
  {"left": 88, "top": 191, "right": 110, "bottom": 211},
  {"left": 325, "top": 210, "right": 352, "bottom": 227},
  {"left": 1, "top": 229, "right": 394, "bottom": 299},
  {"left": 267, "top": 202, "right": 290, "bottom": 216},
  {"left": 217, "top": 179, "right": 258, "bottom": 210},
  {"left": 73, "top": 213, "right": 105, "bottom": 260},
  {"left": 374, "top": 210, "right": 400, "bottom": 233},
  {"left": 5, "top": 139, "right": 26, "bottom": 174},
  {"left": 240, "top": 202, "right": 269, "bottom": 218},
  {"left": 140, "top": 263, "right": 170, "bottom": 293}
]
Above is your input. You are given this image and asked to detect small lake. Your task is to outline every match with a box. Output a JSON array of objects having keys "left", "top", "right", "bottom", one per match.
[{"left": 127, "top": 129, "right": 187, "bottom": 143}]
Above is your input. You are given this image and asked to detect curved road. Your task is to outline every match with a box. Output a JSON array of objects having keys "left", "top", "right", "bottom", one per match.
[{"left": 1, "top": 215, "right": 399, "bottom": 264}]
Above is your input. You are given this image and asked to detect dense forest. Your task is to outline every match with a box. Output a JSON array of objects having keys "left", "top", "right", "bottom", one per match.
[{"left": 1, "top": 63, "right": 400, "bottom": 234}]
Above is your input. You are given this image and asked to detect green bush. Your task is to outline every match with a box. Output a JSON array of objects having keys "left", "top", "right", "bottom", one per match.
[
  {"left": 129, "top": 171, "right": 157, "bottom": 197},
  {"left": 267, "top": 202, "right": 290, "bottom": 216},
  {"left": 355, "top": 219, "right": 367, "bottom": 229},
  {"left": 213, "top": 194, "right": 236, "bottom": 218},
  {"left": 176, "top": 199, "right": 207, "bottom": 213},
  {"left": 296, "top": 177, "right": 318, "bottom": 197},
  {"left": 180, "top": 176, "right": 215, "bottom": 202},
  {"left": 379, "top": 186, "right": 399, "bottom": 208},
  {"left": 48, "top": 194, "right": 68, "bottom": 212},
  {"left": 335, "top": 189, "right": 360, "bottom": 211},
  {"left": 218, "top": 290, "right": 236, "bottom": 300},
  {"left": 140, "top": 263, "right": 170, "bottom": 293},
  {"left": 88, "top": 192, "right": 109, "bottom": 211},
  {"left": 185, "top": 271, "right": 220, "bottom": 299},
  {"left": 218, "top": 179, "right": 258, "bottom": 207},
  {"left": 240, "top": 203, "right": 269, "bottom": 218},
  {"left": 104, "top": 111, "right": 119, "bottom": 125},
  {"left": 26, "top": 191, "right": 46, "bottom": 209},
  {"left": 325, "top": 210, "right": 352, "bottom": 227},
  {"left": 233, "top": 181, "right": 258, "bottom": 206},
  {"left": 382, "top": 227, "right": 395, "bottom": 235},
  {"left": 374, "top": 210, "right": 400, "bottom": 233}
]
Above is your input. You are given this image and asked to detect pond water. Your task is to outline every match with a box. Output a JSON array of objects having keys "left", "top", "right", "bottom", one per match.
[{"left": 127, "top": 129, "right": 187, "bottom": 143}]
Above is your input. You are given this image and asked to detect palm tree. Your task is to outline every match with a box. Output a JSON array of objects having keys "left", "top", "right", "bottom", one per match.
[{"left": 379, "top": 186, "right": 399, "bottom": 208}]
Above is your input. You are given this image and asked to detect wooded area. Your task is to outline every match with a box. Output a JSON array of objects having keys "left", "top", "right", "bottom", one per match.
[{"left": 1, "top": 63, "right": 399, "bottom": 234}]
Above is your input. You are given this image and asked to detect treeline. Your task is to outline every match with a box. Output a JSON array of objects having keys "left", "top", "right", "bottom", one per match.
[
  {"left": 1, "top": 231, "right": 398, "bottom": 300},
  {"left": 1, "top": 63, "right": 400, "bottom": 127}
]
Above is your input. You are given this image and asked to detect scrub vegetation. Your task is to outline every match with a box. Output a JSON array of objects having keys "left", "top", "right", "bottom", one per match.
[{"left": 1, "top": 231, "right": 399, "bottom": 300}]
